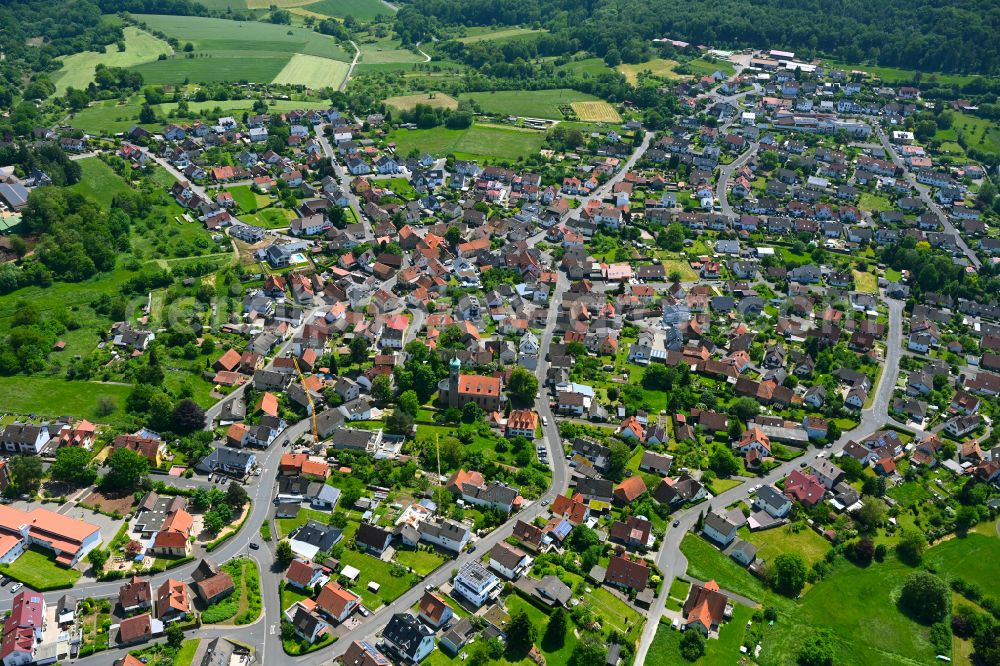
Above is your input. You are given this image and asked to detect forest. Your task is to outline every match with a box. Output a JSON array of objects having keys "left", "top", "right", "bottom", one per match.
[{"left": 395, "top": 0, "right": 1000, "bottom": 74}]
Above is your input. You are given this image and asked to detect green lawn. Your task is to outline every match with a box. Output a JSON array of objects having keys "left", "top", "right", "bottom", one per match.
[
  {"left": 647, "top": 603, "right": 752, "bottom": 666},
  {"left": 680, "top": 534, "right": 784, "bottom": 609},
  {"left": 227, "top": 185, "right": 259, "bottom": 212},
  {"left": 394, "top": 548, "right": 445, "bottom": 576},
  {"left": 459, "top": 89, "right": 600, "bottom": 120},
  {"left": 54, "top": 26, "right": 172, "bottom": 95},
  {"left": 174, "top": 639, "right": 200, "bottom": 666},
  {"left": 504, "top": 594, "right": 578, "bottom": 666},
  {"left": 585, "top": 587, "right": 645, "bottom": 642},
  {"left": 0, "top": 547, "right": 82, "bottom": 590},
  {"left": 338, "top": 548, "right": 420, "bottom": 608},
  {"left": 858, "top": 192, "right": 893, "bottom": 212},
  {"left": 739, "top": 524, "right": 831, "bottom": 566},
  {"left": 275, "top": 507, "right": 331, "bottom": 538}
]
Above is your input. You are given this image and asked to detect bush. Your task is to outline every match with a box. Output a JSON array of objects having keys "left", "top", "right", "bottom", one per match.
[
  {"left": 899, "top": 571, "right": 951, "bottom": 624},
  {"left": 679, "top": 630, "right": 705, "bottom": 661}
]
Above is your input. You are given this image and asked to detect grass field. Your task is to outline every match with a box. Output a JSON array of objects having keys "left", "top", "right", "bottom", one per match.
[
  {"left": 302, "top": 0, "right": 393, "bottom": 19},
  {"left": 570, "top": 100, "right": 621, "bottom": 122},
  {"left": 128, "top": 14, "right": 350, "bottom": 84},
  {"left": 385, "top": 123, "right": 545, "bottom": 161},
  {"left": 858, "top": 192, "right": 893, "bottom": 212},
  {"left": 739, "top": 524, "right": 831, "bottom": 566},
  {"left": 687, "top": 58, "right": 736, "bottom": 77},
  {"left": 823, "top": 60, "right": 981, "bottom": 87},
  {"left": 69, "top": 157, "right": 132, "bottom": 207},
  {"left": 393, "top": 548, "right": 445, "bottom": 576},
  {"left": 272, "top": 53, "right": 350, "bottom": 89},
  {"left": 54, "top": 27, "right": 172, "bottom": 95},
  {"left": 923, "top": 533, "right": 1000, "bottom": 591},
  {"left": 384, "top": 92, "right": 458, "bottom": 111},
  {"left": 853, "top": 270, "right": 878, "bottom": 293},
  {"left": 455, "top": 27, "right": 545, "bottom": 44},
  {"left": 338, "top": 549, "right": 416, "bottom": 608},
  {"left": 555, "top": 57, "right": 614, "bottom": 78},
  {"left": 68, "top": 97, "right": 149, "bottom": 135},
  {"left": 618, "top": 58, "right": 685, "bottom": 85},
  {"left": 0, "top": 547, "right": 82, "bottom": 590},
  {"left": 357, "top": 37, "right": 426, "bottom": 65},
  {"left": 460, "top": 89, "right": 600, "bottom": 120},
  {"left": 953, "top": 111, "right": 1000, "bottom": 156},
  {"left": 681, "top": 533, "right": 949, "bottom": 666},
  {"left": 0, "top": 376, "right": 133, "bottom": 422}
]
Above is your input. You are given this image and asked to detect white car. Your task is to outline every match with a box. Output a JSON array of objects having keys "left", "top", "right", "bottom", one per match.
[
  {"left": 542, "top": 416, "right": 548, "bottom": 427},
  {"left": 10, "top": 583, "right": 22, "bottom": 593}
]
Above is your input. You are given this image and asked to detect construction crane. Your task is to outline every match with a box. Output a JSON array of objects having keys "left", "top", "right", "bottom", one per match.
[{"left": 292, "top": 355, "right": 319, "bottom": 449}]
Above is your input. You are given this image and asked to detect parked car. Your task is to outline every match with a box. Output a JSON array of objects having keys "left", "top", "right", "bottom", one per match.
[{"left": 10, "top": 583, "right": 22, "bottom": 593}]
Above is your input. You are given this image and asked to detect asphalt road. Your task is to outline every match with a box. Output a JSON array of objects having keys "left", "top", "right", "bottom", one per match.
[{"left": 873, "top": 126, "right": 981, "bottom": 269}]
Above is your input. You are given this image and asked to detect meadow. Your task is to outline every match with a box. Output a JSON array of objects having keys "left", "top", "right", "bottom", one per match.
[
  {"left": 356, "top": 34, "right": 427, "bottom": 65},
  {"left": 678, "top": 531, "right": 994, "bottom": 666},
  {"left": 53, "top": 26, "right": 172, "bottom": 95},
  {"left": 455, "top": 27, "right": 545, "bottom": 44},
  {"left": 385, "top": 123, "right": 545, "bottom": 161},
  {"left": 618, "top": 58, "right": 685, "bottom": 84},
  {"left": 953, "top": 111, "right": 1000, "bottom": 156},
  {"left": 128, "top": 14, "right": 350, "bottom": 85},
  {"left": 460, "top": 89, "right": 601, "bottom": 119},
  {"left": 384, "top": 92, "right": 458, "bottom": 111},
  {"left": 302, "top": 0, "right": 394, "bottom": 20}
]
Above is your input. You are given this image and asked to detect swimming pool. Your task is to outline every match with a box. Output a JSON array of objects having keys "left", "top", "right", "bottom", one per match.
[{"left": 289, "top": 252, "right": 306, "bottom": 264}]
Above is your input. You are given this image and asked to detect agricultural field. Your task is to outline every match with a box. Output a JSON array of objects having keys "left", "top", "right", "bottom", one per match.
[
  {"left": 301, "top": 0, "right": 394, "bottom": 20},
  {"left": 385, "top": 123, "right": 545, "bottom": 161},
  {"left": 455, "top": 27, "right": 545, "bottom": 44},
  {"left": 67, "top": 97, "right": 148, "bottom": 135},
  {"left": 127, "top": 14, "right": 350, "bottom": 85},
  {"left": 618, "top": 58, "right": 685, "bottom": 84},
  {"left": 570, "top": 100, "right": 621, "bottom": 122},
  {"left": 384, "top": 92, "right": 458, "bottom": 111},
  {"left": 271, "top": 53, "right": 350, "bottom": 89},
  {"left": 53, "top": 27, "right": 172, "bottom": 95},
  {"left": 460, "top": 89, "right": 601, "bottom": 120}
]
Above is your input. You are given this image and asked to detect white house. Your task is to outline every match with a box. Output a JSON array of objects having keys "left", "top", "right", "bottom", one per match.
[
  {"left": 452, "top": 562, "right": 502, "bottom": 607},
  {"left": 752, "top": 486, "right": 792, "bottom": 518}
]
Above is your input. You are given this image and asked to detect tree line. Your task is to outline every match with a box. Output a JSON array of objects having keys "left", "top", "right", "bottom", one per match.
[{"left": 394, "top": 0, "right": 999, "bottom": 74}]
